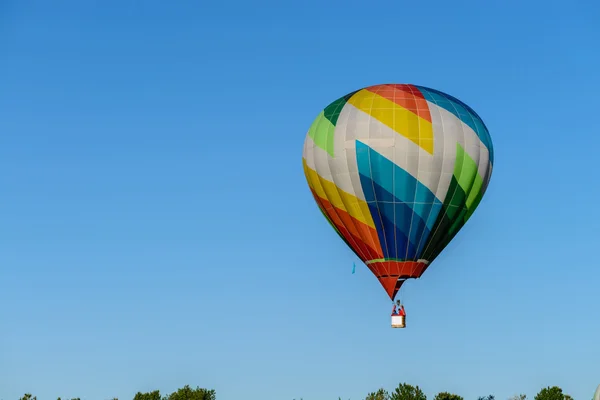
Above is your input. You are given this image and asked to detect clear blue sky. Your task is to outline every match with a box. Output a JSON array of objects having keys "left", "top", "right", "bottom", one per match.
[{"left": 1, "top": 1, "right": 599, "bottom": 400}]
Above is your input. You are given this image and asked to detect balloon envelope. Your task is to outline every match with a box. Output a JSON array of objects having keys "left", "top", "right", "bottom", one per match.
[{"left": 302, "top": 84, "right": 494, "bottom": 300}]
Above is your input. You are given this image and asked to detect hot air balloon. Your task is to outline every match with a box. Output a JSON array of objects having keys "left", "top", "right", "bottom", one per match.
[{"left": 302, "top": 84, "right": 494, "bottom": 328}]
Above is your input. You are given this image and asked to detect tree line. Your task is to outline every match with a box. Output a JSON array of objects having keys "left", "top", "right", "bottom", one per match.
[
  {"left": 14, "top": 385, "right": 215, "bottom": 400},
  {"left": 359, "top": 383, "right": 573, "bottom": 400},
  {"left": 11, "top": 382, "right": 577, "bottom": 400}
]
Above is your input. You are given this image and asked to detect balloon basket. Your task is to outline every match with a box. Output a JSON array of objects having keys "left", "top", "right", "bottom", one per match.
[{"left": 391, "top": 315, "right": 406, "bottom": 328}]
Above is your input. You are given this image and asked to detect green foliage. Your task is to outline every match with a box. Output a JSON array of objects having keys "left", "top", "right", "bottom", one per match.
[
  {"left": 389, "top": 383, "right": 426, "bottom": 400},
  {"left": 535, "top": 386, "right": 571, "bottom": 400},
  {"left": 119, "top": 386, "right": 217, "bottom": 400},
  {"left": 134, "top": 390, "right": 161, "bottom": 400},
  {"left": 16, "top": 385, "right": 214, "bottom": 400},
  {"left": 365, "top": 388, "right": 390, "bottom": 400},
  {"left": 433, "top": 392, "right": 463, "bottom": 400},
  {"left": 165, "top": 385, "right": 216, "bottom": 400},
  {"left": 12, "top": 381, "right": 581, "bottom": 400}
]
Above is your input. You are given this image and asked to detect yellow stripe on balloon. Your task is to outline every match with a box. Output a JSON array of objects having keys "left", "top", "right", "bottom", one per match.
[
  {"left": 347, "top": 89, "right": 434, "bottom": 154},
  {"left": 302, "top": 158, "right": 376, "bottom": 230}
]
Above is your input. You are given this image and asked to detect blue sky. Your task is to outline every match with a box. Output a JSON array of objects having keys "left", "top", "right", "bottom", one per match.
[{"left": 1, "top": 1, "right": 599, "bottom": 399}]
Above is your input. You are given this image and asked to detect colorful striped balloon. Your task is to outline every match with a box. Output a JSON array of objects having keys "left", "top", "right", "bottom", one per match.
[{"left": 302, "top": 84, "right": 494, "bottom": 300}]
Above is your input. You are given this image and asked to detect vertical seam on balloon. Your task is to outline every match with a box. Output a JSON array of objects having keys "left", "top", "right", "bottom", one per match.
[
  {"left": 473, "top": 112, "right": 493, "bottom": 165},
  {"left": 464, "top": 108, "right": 487, "bottom": 223},
  {"left": 462, "top": 133, "right": 482, "bottom": 223},
  {"left": 343, "top": 103, "right": 384, "bottom": 261},
  {"left": 311, "top": 109, "right": 373, "bottom": 264},
  {"left": 351, "top": 88, "right": 389, "bottom": 260},
  {"left": 422, "top": 94, "right": 475, "bottom": 259},
  {"left": 304, "top": 114, "right": 372, "bottom": 264},
  {"left": 468, "top": 109, "right": 493, "bottom": 202},
  {"left": 403, "top": 85, "right": 421, "bottom": 265},
  {"left": 438, "top": 99, "right": 480, "bottom": 249},
  {"left": 341, "top": 105, "right": 385, "bottom": 267},
  {"left": 407, "top": 84, "right": 429, "bottom": 276},
  {"left": 469, "top": 139, "right": 487, "bottom": 222},
  {"left": 327, "top": 100, "right": 380, "bottom": 263},
  {"left": 389, "top": 85, "right": 399, "bottom": 261},
  {"left": 472, "top": 108, "right": 493, "bottom": 165},
  {"left": 363, "top": 88, "right": 391, "bottom": 277},
  {"left": 420, "top": 90, "right": 459, "bottom": 259},
  {"left": 423, "top": 149, "right": 460, "bottom": 260},
  {"left": 344, "top": 90, "right": 385, "bottom": 259},
  {"left": 413, "top": 90, "right": 443, "bottom": 262},
  {"left": 311, "top": 159, "right": 372, "bottom": 264},
  {"left": 410, "top": 104, "right": 432, "bottom": 258},
  {"left": 303, "top": 137, "right": 342, "bottom": 242},
  {"left": 480, "top": 160, "right": 493, "bottom": 200}
]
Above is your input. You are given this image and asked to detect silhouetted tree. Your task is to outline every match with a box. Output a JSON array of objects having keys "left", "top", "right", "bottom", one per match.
[
  {"left": 365, "top": 388, "right": 390, "bottom": 400},
  {"left": 389, "top": 383, "right": 426, "bottom": 400},
  {"left": 434, "top": 392, "right": 463, "bottom": 400},
  {"left": 134, "top": 390, "right": 161, "bottom": 400},
  {"left": 535, "top": 386, "right": 571, "bottom": 400},
  {"left": 165, "top": 385, "right": 216, "bottom": 400},
  {"left": 478, "top": 395, "right": 495, "bottom": 400}
]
